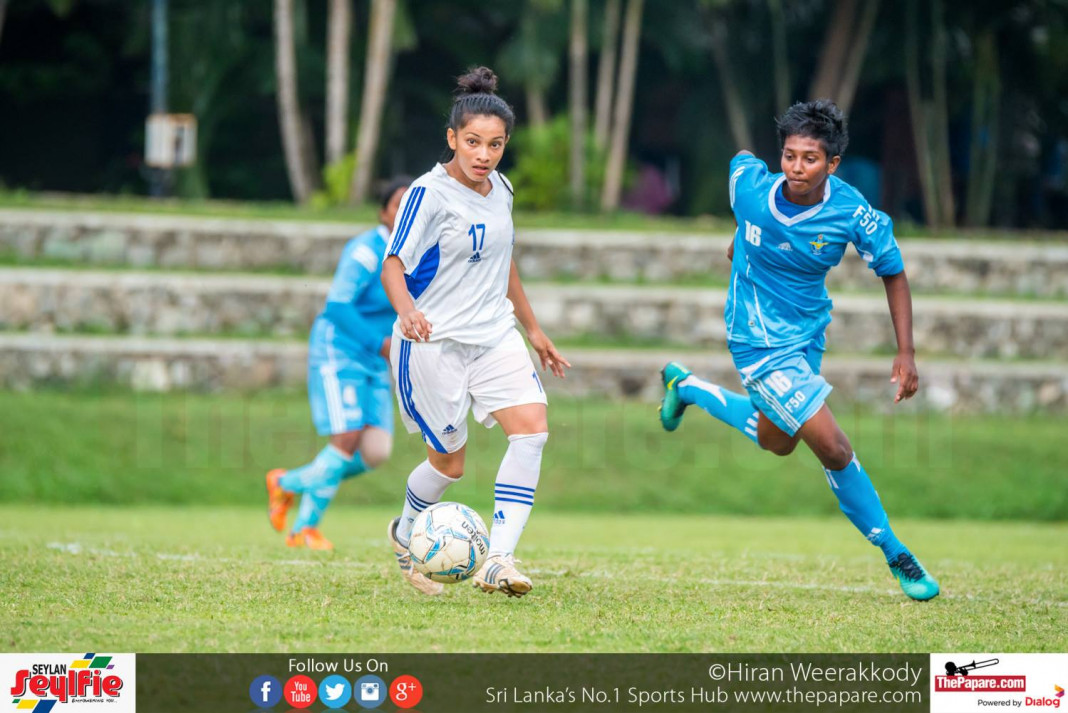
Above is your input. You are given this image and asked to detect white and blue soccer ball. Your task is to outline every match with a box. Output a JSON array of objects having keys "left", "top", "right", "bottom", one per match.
[{"left": 407, "top": 502, "right": 490, "bottom": 583}]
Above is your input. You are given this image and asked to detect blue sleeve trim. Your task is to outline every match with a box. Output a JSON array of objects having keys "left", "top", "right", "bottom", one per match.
[
  {"left": 387, "top": 186, "right": 426, "bottom": 256},
  {"left": 404, "top": 243, "right": 440, "bottom": 299}
]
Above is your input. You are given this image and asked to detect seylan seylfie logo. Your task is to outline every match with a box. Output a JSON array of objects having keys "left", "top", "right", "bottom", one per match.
[{"left": 10, "top": 654, "right": 124, "bottom": 712}]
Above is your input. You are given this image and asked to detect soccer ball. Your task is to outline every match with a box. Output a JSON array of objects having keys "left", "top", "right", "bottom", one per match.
[{"left": 407, "top": 502, "right": 490, "bottom": 583}]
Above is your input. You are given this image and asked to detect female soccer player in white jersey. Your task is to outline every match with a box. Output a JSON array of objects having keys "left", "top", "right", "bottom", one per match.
[
  {"left": 382, "top": 67, "right": 570, "bottom": 598},
  {"left": 265, "top": 177, "right": 410, "bottom": 550},
  {"left": 659, "top": 100, "right": 940, "bottom": 601}
]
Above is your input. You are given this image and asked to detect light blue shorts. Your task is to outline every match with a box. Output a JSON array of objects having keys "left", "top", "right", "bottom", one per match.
[
  {"left": 308, "top": 363, "right": 393, "bottom": 436},
  {"left": 730, "top": 337, "right": 832, "bottom": 437}
]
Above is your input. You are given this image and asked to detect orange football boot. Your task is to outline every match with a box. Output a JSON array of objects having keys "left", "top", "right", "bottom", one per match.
[
  {"left": 265, "top": 469, "right": 294, "bottom": 532},
  {"left": 287, "top": 527, "right": 333, "bottom": 551}
]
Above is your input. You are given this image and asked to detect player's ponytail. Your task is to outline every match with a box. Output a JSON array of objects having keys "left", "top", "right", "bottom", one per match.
[{"left": 447, "top": 66, "right": 516, "bottom": 137}]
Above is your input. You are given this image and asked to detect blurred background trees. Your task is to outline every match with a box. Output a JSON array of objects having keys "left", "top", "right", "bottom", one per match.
[{"left": 1, "top": 0, "right": 1067, "bottom": 229}]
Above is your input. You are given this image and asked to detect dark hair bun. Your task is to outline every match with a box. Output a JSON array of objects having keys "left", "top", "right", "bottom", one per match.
[{"left": 456, "top": 66, "right": 498, "bottom": 96}]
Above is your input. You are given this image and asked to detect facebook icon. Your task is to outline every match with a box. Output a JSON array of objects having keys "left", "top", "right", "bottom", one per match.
[{"left": 249, "top": 675, "right": 283, "bottom": 709}]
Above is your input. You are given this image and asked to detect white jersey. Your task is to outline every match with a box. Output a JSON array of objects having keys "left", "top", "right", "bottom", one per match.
[{"left": 385, "top": 163, "right": 516, "bottom": 346}]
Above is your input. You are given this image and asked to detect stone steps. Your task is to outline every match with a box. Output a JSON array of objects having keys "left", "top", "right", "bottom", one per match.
[
  {"left": 2, "top": 209, "right": 1066, "bottom": 298},
  {"left": 1, "top": 333, "right": 1064, "bottom": 413},
  {"left": 2, "top": 267, "right": 1065, "bottom": 359}
]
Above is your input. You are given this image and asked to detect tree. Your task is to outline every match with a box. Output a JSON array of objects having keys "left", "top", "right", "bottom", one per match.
[
  {"left": 274, "top": 0, "right": 319, "bottom": 203},
  {"left": 706, "top": 4, "right": 753, "bottom": 151},
  {"left": 569, "top": 0, "right": 589, "bottom": 208},
  {"left": 499, "top": 0, "right": 566, "bottom": 130},
  {"left": 904, "top": 0, "right": 954, "bottom": 228},
  {"left": 325, "top": 0, "right": 352, "bottom": 165},
  {"left": 350, "top": 0, "right": 398, "bottom": 204},
  {"left": 601, "top": 0, "right": 642, "bottom": 211},
  {"left": 768, "top": 0, "right": 790, "bottom": 113},
  {"left": 593, "top": 0, "right": 620, "bottom": 150},
  {"left": 808, "top": 0, "right": 881, "bottom": 115}
]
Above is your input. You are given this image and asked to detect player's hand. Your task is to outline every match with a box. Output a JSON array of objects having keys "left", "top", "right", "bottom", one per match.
[
  {"left": 399, "top": 310, "right": 432, "bottom": 342},
  {"left": 528, "top": 329, "right": 571, "bottom": 379},
  {"left": 890, "top": 351, "right": 919, "bottom": 403},
  {"left": 379, "top": 336, "right": 392, "bottom": 359},
  {"left": 727, "top": 240, "right": 735, "bottom": 261}
]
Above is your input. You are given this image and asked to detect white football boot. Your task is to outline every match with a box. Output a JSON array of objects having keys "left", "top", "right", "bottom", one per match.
[
  {"left": 387, "top": 517, "right": 443, "bottom": 596},
  {"left": 473, "top": 553, "right": 533, "bottom": 598}
]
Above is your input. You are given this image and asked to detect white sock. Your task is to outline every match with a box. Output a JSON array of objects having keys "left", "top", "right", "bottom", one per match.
[
  {"left": 489, "top": 432, "right": 548, "bottom": 556},
  {"left": 396, "top": 460, "right": 457, "bottom": 547}
]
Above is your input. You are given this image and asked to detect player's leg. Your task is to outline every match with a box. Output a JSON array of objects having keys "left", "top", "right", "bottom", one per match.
[
  {"left": 467, "top": 330, "right": 549, "bottom": 597},
  {"left": 797, "top": 406, "right": 939, "bottom": 600},
  {"left": 279, "top": 365, "right": 374, "bottom": 550},
  {"left": 387, "top": 338, "right": 468, "bottom": 596},
  {"left": 659, "top": 362, "right": 761, "bottom": 443}
]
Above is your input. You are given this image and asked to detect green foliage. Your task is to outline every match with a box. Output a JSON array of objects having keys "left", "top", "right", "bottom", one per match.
[
  {"left": 508, "top": 114, "right": 607, "bottom": 211},
  {"left": 3, "top": 505, "right": 1065, "bottom": 652},
  {"left": 311, "top": 152, "right": 357, "bottom": 209}
]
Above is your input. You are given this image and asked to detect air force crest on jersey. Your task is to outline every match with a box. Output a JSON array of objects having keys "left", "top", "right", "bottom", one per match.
[{"left": 809, "top": 234, "right": 828, "bottom": 255}]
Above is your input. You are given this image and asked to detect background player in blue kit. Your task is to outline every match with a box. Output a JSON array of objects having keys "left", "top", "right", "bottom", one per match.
[
  {"left": 659, "top": 100, "right": 940, "bottom": 601},
  {"left": 265, "top": 177, "right": 411, "bottom": 550}
]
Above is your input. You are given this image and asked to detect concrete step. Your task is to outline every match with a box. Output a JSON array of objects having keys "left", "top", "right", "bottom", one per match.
[
  {"left": 2, "top": 267, "right": 1066, "bottom": 359},
  {"left": 2, "top": 209, "right": 1066, "bottom": 298},
  {"left": 1, "top": 333, "right": 1064, "bottom": 413}
]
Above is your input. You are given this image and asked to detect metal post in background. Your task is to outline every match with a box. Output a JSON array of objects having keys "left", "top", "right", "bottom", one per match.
[{"left": 148, "top": 0, "right": 170, "bottom": 197}]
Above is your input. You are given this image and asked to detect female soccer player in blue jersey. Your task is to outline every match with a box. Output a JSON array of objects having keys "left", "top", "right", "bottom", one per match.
[
  {"left": 659, "top": 100, "right": 939, "bottom": 601},
  {"left": 381, "top": 67, "right": 570, "bottom": 598},
  {"left": 265, "top": 177, "right": 411, "bottom": 551}
]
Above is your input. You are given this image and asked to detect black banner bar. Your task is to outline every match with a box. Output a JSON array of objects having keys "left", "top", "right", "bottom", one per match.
[{"left": 138, "top": 653, "right": 927, "bottom": 713}]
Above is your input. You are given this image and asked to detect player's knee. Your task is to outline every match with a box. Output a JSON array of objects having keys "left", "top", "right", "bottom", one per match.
[
  {"left": 814, "top": 438, "right": 853, "bottom": 471},
  {"left": 766, "top": 440, "right": 798, "bottom": 457},
  {"left": 758, "top": 431, "right": 798, "bottom": 456},
  {"left": 359, "top": 429, "right": 393, "bottom": 469}
]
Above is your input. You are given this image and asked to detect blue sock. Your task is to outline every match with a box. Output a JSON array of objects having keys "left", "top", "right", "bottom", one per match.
[
  {"left": 678, "top": 376, "right": 760, "bottom": 445},
  {"left": 283, "top": 447, "right": 366, "bottom": 531},
  {"left": 823, "top": 453, "right": 908, "bottom": 562}
]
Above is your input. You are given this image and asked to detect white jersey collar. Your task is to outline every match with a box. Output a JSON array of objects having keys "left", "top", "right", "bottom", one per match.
[
  {"left": 433, "top": 162, "right": 496, "bottom": 199},
  {"left": 768, "top": 175, "right": 831, "bottom": 227}
]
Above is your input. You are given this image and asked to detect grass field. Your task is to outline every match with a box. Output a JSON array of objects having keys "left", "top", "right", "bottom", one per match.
[
  {"left": 2, "top": 505, "right": 1064, "bottom": 653},
  {"left": 1, "top": 389, "right": 1064, "bottom": 653}
]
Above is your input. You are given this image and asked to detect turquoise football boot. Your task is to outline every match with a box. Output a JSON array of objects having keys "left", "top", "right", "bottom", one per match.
[
  {"left": 889, "top": 552, "right": 940, "bottom": 601},
  {"left": 658, "top": 362, "right": 692, "bottom": 432}
]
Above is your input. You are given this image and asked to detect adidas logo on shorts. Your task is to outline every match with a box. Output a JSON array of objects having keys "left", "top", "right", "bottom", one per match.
[
  {"left": 442, "top": 424, "right": 457, "bottom": 435},
  {"left": 468, "top": 251, "right": 482, "bottom": 264}
]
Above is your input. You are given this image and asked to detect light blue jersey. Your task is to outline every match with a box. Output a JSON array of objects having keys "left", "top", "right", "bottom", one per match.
[
  {"left": 725, "top": 153, "right": 904, "bottom": 348},
  {"left": 307, "top": 225, "right": 396, "bottom": 436},
  {"left": 310, "top": 225, "right": 395, "bottom": 376}
]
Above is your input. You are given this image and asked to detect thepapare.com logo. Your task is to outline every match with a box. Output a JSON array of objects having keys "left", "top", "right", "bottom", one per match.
[{"left": 9, "top": 654, "right": 124, "bottom": 712}]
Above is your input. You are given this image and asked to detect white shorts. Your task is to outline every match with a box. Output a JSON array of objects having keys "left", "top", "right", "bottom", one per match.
[{"left": 391, "top": 328, "right": 548, "bottom": 453}]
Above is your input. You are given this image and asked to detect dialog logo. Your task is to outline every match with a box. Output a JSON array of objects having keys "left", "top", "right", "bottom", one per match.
[
  {"left": 283, "top": 675, "right": 317, "bottom": 709},
  {"left": 353, "top": 675, "right": 386, "bottom": 709},
  {"left": 318, "top": 675, "right": 351, "bottom": 709}
]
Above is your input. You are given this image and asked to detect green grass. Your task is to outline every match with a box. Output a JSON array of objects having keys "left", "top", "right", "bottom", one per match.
[
  {"left": 1, "top": 390, "right": 1065, "bottom": 521},
  {"left": 1, "top": 505, "right": 1064, "bottom": 653}
]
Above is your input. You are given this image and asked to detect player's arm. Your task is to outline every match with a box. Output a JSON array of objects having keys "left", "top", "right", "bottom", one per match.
[
  {"left": 882, "top": 270, "right": 918, "bottom": 403},
  {"left": 507, "top": 259, "right": 570, "bottom": 378},
  {"left": 381, "top": 255, "right": 431, "bottom": 342},
  {"left": 324, "top": 244, "right": 391, "bottom": 357}
]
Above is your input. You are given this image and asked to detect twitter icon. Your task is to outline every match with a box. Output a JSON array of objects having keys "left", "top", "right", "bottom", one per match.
[{"left": 318, "top": 675, "right": 352, "bottom": 709}]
